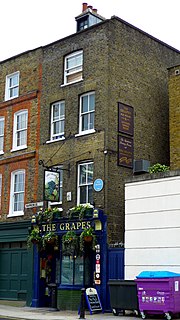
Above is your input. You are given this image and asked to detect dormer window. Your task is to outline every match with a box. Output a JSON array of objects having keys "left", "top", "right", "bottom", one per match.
[
  {"left": 64, "top": 51, "right": 83, "bottom": 85},
  {"left": 77, "top": 17, "right": 88, "bottom": 31}
]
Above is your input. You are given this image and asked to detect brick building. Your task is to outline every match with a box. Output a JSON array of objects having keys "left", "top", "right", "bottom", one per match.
[
  {"left": 0, "top": 48, "right": 42, "bottom": 303},
  {"left": 168, "top": 64, "right": 180, "bottom": 169},
  {"left": 0, "top": 3, "right": 179, "bottom": 310}
]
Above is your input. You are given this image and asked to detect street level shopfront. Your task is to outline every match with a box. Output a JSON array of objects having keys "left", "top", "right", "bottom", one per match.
[{"left": 30, "top": 208, "right": 108, "bottom": 310}]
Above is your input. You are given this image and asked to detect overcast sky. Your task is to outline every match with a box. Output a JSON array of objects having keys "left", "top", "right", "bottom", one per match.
[{"left": 1, "top": 0, "right": 180, "bottom": 61}]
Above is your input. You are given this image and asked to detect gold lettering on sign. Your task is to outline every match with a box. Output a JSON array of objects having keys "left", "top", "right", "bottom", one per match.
[
  {"left": 65, "top": 223, "right": 70, "bottom": 230},
  {"left": 59, "top": 223, "right": 65, "bottom": 230}
]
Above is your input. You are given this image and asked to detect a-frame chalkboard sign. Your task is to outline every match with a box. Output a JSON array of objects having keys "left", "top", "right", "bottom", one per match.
[{"left": 85, "top": 287, "right": 103, "bottom": 314}]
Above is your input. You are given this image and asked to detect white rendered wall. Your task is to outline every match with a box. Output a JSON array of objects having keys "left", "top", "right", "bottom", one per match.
[{"left": 125, "top": 175, "right": 180, "bottom": 280}]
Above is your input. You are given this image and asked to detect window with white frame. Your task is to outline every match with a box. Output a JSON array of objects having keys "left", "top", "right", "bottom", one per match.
[
  {"left": 9, "top": 170, "right": 25, "bottom": 216},
  {"left": 12, "top": 110, "right": 28, "bottom": 150},
  {"left": 78, "top": 162, "right": 93, "bottom": 204},
  {"left": 0, "top": 117, "right": 5, "bottom": 154},
  {"left": 79, "top": 92, "right": 95, "bottom": 134},
  {"left": 64, "top": 51, "right": 83, "bottom": 85},
  {"left": 5, "top": 72, "right": 19, "bottom": 101},
  {"left": 0, "top": 174, "right": 2, "bottom": 210},
  {"left": 51, "top": 102, "right": 65, "bottom": 140}
]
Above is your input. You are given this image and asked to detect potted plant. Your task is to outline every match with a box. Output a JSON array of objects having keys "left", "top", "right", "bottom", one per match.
[
  {"left": 62, "top": 230, "right": 78, "bottom": 255},
  {"left": 27, "top": 227, "right": 42, "bottom": 248},
  {"left": 80, "top": 226, "right": 96, "bottom": 252},
  {"left": 42, "top": 231, "right": 58, "bottom": 248}
]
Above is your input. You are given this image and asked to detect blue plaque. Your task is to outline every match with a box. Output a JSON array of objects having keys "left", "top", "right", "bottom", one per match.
[{"left": 93, "top": 179, "right": 104, "bottom": 192}]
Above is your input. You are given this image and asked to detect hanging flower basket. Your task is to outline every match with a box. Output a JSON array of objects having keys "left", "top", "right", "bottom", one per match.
[
  {"left": 62, "top": 230, "right": 78, "bottom": 255},
  {"left": 80, "top": 227, "right": 96, "bottom": 252},
  {"left": 42, "top": 231, "right": 58, "bottom": 248},
  {"left": 27, "top": 227, "right": 42, "bottom": 248}
]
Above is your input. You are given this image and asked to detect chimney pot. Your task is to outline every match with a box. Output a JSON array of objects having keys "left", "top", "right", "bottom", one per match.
[
  {"left": 82, "top": 3, "right": 88, "bottom": 12},
  {"left": 93, "top": 8, "right": 97, "bottom": 13},
  {"left": 87, "top": 5, "right": 93, "bottom": 10}
]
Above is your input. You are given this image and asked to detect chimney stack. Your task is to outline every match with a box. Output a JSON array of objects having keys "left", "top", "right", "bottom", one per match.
[{"left": 82, "top": 3, "right": 88, "bottom": 12}]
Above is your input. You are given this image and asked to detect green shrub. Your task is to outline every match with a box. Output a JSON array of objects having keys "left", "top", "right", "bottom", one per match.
[{"left": 148, "top": 163, "right": 170, "bottom": 174}]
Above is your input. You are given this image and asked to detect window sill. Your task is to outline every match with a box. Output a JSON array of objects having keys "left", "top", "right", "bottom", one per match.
[
  {"left": 11, "top": 146, "right": 27, "bottom": 152},
  {"left": 60, "top": 78, "right": 83, "bottom": 87},
  {"left": 75, "top": 129, "right": 96, "bottom": 137},
  {"left": 0, "top": 151, "right": 4, "bottom": 155},
  {"left": 46, "top": 137, "right": 65, "bottom": 144},
  {"left": 7, "top": 212, "right": 24, "bottom": 218}
]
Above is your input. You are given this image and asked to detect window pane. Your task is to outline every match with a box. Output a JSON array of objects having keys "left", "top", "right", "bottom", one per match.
[
  {"left": 87, "top": 163, "right": 93, "bottom": 183},
  {"left": 80, "top": 185, "right": 87, "bottom": 204},
  {"left": 79, "top": 165, "right": 86, "bottom": 184},
  {"left": 53, "top": 121, "right": 60, "bottom": 134},
  {"left": 89, "top": 94, "right": 95, "bottom": 111},
  {"left": 53, "top": 104, "right": 60, "bottom": 120},
  {"left": 89, "top": 113, "right": 94, "bottom": 130},
  {"left": 82, "top": 114, "right": 88, "bottom": 131},
  {"left": 14, "top": 173, "right": 24, "bottom": 192},
  {"left": 74, "top": 256, "right": 84, "bottom": 285},
  {"left": 81, "top": 96, "right": 88, "bottom": 113},
  {"left": 61, "top": 256, "right": 73, "bottom": 285},
  {"left": 0, "top": 120, "right": 4, "bottom": 135}
]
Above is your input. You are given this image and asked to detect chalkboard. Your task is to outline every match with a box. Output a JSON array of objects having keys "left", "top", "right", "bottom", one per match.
[{"left": 85, "top": 287, "right": 102, "bottom": 314}]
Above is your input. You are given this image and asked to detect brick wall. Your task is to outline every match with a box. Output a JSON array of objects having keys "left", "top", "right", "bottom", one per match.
[{"left": 168, "top": 65, "right": 180, "bottom": 169}]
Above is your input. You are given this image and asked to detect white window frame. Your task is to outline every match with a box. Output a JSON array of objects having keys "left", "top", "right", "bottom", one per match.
[
  {"left": 79, "top": 92, "right": 95, "bottom": 135},
  {"left": 50, "top": 101, "right": 65, "bottom": 141},
  {"left": 64, "top": 51, "right": 83, "bottom": 85},
  {"left": 8, "top": 169, "right": 25, "bottom": 217},
  {"left": 0, "top": 174, "right": 2, "bottom": 210},
  {"left": 77, "top": 162, "right": 94, "bottom": 205},
  {"left": 5, "top": 71, "right": 19, "bottom": 101},
  {"left": 0, "top": 117, "right": 5, "bottom": 154},
  {"left": 12, "top": 110, "right": 28, "bottom": 151}
]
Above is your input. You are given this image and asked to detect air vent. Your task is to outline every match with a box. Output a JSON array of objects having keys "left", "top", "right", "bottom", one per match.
[
  {"left": 133, "top": 159, "right": 150, "bottom": 174},
  {"left": 175, "top": 69, "right": 180, "bottom": 76}
]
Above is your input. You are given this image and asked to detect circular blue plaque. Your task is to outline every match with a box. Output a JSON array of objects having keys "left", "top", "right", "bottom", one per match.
[{"left": 93, "top": 179, "right": 104, "bottom": 192}]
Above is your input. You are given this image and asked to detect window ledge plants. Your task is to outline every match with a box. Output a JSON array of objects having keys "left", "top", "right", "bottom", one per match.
[
  {"left": 35, "top": 207, "right": 61, "bottom": 224},
  {"left": 68, "top": 203, "right": 94, "bottom": 220}
]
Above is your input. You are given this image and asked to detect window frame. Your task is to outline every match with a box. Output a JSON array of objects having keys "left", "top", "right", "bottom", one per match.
[
  {"left": 77, "top": 161, "right": 94, "bottom": 205},
  {"left": 50, "top": 101, "right": 65, "bottom": 141},
  {"left": 5, "top": 71, "right": 20, "bottom": 101},
  {"left": 79, "top": 91, "right": 95, "bottom": 135},
  {"left": 12, "top": 110, "right": 28, "bottom": 151},
  {"left": 0, "top": 117, "right": 5, "bottom": 154},
  {"left": 64, "top": 50, "right": 83, "bottom": 85},
  {"left": 8, "top": 169, "right": 25, "bottom": 217}
]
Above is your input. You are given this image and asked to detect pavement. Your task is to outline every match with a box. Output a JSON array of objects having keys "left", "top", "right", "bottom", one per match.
[
  {"left": 0, "top": 302, "right": 134, "bottom": 320},
  {"left": 0, "top": 301, "right": 177, "bottom": 320}
]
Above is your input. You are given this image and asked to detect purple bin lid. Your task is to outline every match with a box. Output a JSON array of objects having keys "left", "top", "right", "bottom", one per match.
[{"left": 136, "top": 271, "right": 180, "bottom": 278}]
